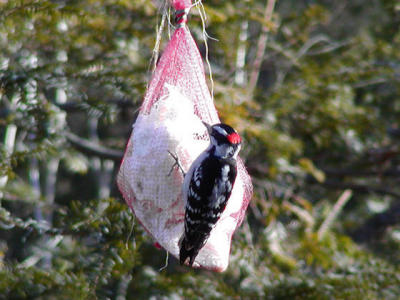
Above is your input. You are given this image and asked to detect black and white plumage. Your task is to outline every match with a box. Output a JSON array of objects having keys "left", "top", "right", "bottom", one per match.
[{"left": 179, "top": 122, "right": 242, "bottom": 266}]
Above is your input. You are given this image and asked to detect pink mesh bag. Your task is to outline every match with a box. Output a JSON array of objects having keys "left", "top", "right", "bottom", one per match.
[{"left": 117, "top": 0, "right": 253, "bottom": 272}]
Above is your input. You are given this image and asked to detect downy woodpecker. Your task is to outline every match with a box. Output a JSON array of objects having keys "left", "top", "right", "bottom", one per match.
[{"left": 179, "top": 122, "right": 242, "bottom": 266}]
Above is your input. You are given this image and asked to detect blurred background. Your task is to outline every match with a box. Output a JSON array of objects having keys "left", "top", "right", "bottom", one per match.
[{"left": 0, "top": 0, "right": 399, "bottom": 298}]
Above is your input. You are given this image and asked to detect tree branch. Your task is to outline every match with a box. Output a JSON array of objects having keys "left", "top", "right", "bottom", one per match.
[
  {"left": 248, "top": 0, "right": 276, "bottom": 95},
  {"left": 308, "top": 177, "right": 400, "bottom": 199},
  {"left": 322, "top": 167, "right": 400, "bottom": 177},
  {"left": 65, "top": 131, "right": 124, "bottom": 162},
  {"left": 318, "top": 189, "right": 353, "bottom": 240},
  {"left": 54, "top": 98, "right": 136, "bottom": 113}
]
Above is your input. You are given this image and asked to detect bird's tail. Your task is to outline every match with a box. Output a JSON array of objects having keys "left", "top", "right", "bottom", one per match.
[{"left": 179, "top": 236, "right": 199, "bottom": 266}]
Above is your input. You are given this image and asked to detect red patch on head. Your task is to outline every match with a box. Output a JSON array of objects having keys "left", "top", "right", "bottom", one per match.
[{"left": 227, "top": 132, "right": 241, "bottom": 144}]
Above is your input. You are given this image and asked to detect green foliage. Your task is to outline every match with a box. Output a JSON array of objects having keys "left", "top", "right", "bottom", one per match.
[{"left": 1, "top": 0, "right": 400, "bottom": 298}]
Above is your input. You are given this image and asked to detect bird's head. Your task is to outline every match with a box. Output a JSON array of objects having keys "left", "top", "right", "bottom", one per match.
[{"left": 203, "top": 122, "right": 242, "bottom": 159}]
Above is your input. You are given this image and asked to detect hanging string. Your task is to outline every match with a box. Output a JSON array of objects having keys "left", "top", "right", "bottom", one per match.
[
  {"left": 193, "top": 1, "right": 216, "bottom": 101},
  {"left": 159, "top": 251, "right": 169, "bottom": 271},
  {"left": 167, "top": 5, "right": 172, "bottom": 38},
  {"left": 125, "top": 214, "right": 136, "bottom": 250},
  {"left": 150, "top": 0, "right": 216, "bottom": 100},
  {"left": 150, "top": 0, "right": 169, "bottom": 74}
]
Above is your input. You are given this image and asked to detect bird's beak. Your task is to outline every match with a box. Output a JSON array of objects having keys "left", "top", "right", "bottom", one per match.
[{"left": 202, "top": 121, "right": 212, "bottom": 134}]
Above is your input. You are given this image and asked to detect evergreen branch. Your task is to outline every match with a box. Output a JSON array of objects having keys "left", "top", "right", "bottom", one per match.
[
  {"left": 65, "top": 132, "right": 124, "bottom": 162},
  {"left": 322, "top": 167, "right": 400, "bottom": 177},
  {"left": 0, "top": 206, "right": 102, "bottom": 237},
  {"left": 0, "top": 0, "right": 53, "bottom": 21},
  {"left": 54, "top": 99, "right": 136, "bottom": 113},
  {"left": 0, "top": 206, "right": 59, "bottom": 234},
  {"left": 308, "top": 177, "right": 400, "bottom": 199}
]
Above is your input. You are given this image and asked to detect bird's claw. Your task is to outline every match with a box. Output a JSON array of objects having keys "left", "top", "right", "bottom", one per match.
[{"left": 167, "top": 150, "right": 186, "bottom": 176}]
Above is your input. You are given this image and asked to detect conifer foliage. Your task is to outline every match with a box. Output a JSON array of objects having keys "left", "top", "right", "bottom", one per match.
[{"left": 1, "top": 0, "right": 399, "bottom": 298}]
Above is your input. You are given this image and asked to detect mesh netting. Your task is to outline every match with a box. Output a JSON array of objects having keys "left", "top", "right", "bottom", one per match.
[{"left": 117, "top": 0, "right": 252, "bottom": 272}]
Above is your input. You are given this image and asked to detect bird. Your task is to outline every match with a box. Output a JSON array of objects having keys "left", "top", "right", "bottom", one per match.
[{"left": 179, "top": 122, "right": 242, "bottom": 266}]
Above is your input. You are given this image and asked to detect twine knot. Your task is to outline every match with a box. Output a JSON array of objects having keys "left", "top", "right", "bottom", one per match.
[{"left": 175, "top": 8, "right": 189, "bottom": 27}]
